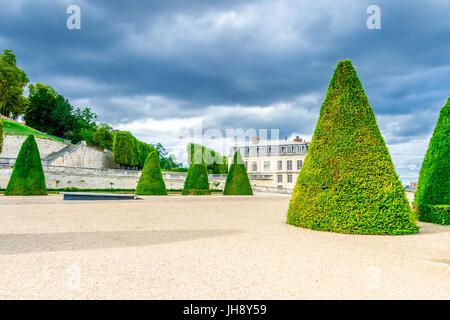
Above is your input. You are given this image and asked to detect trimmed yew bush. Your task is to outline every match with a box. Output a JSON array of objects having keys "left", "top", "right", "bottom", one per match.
[
  {"left": 224, "top": 150, "right": 253, "bottom": 195},
  {"left": 287, "top": 60, "right": 418, "bottom": 235},
  {"left": 415, "top": 97, "right": 449, "bottom": 225},
  {"left": 131, "top": 136, "right": 140, "bottom": 168},
  {"left": 182, "top": 150, "right": 210, "bottom": 195},
  {"left": 113, "top": 131, "right": 155, "bottom": 169},
  {"left": 136, "top": 150, "right": 167, "bottom": 195},
  {"left": 113, "top": 131, "right": 135, "bottom": 167},
  {"left": 5, "top": 135, "right": 47, "bottom": 195},
  {"left": 137, "top": 142, "right": 153, "bottom": 169}
]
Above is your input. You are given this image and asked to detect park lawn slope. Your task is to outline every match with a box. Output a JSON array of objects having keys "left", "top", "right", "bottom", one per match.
[{"left": 1, "top": 118, "right": 68, "bottom": 144}]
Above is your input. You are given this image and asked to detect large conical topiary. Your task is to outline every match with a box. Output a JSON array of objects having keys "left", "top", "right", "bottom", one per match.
[
  {"left": 414, "top": 97, "right": 449, "bottom": 225},
  {"left": 223, "top": 150, "right": 253, "bottom": 195},
  {"left": 5, "top": 134, "right": 47, "bottom": 195},
  {"left": 136, "top": 150, "right": 168, "bottom": 195},
  {"left": 182, "top": 150, "right": 211, "bottom": 195},
  {"left": 287, "top": 60, "right": 418, "bottom": 235}
]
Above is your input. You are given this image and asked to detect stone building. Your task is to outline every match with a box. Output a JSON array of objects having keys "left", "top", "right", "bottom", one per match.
[{"left": 229, "top": 136, "right": 309, "bottom": 190}]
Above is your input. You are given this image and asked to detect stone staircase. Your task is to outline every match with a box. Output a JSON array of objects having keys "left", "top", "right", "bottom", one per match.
[{"left": 43, "top": 142, "right": 83, "bottom": 163}]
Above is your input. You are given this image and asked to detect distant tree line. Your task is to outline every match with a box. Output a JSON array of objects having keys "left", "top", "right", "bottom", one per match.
[
  {"left": 23, "top": 83, "right": 114, "bottom": 148},
  {"left": 0, "top": 49, "right": 182, "bottom": 170}
]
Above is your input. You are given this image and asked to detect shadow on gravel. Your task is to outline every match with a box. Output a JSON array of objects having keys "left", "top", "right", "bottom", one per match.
[{"left": 0, "top": 229, "right": 244, "bottom": 255}]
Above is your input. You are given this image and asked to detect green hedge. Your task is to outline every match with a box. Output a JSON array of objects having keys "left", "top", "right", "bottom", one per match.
[
  {"left": 113, "top": 131, "right": 135, "bottom": 166},
  {"left": 113, "top": 131, "right": 155, "bottom": 169},
  {"left": 415, "top": 97, "right": 449, "bottom": 225},
  {"left": 416, "top": 204, "right": 449, "bottom": 225},
  {"left": 5, "top": 135, "right": 47, "bottom": 196},
  {"left": 187, "top": 143, "right": 228, "bottom": 174},
  {"left": 181, "top": 189, "right": 212, "bottom": 195},
  {"left": 136, "top": 150, "right": 167, "bottom": 195},
  {"left": 224, "top": 150, "right": 253, "bottom": 195},
  {"left": 287, "top": 60, "right": 418, "bottom": 235},
  {"left": 0, "top": 120, "right": 3, "bottom": 153}
]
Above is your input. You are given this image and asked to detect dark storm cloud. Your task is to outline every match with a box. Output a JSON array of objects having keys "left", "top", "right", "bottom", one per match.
[
  {"left": 1, "top": 0, "right": 448, "bottom": 118},
  {"left": 0, "top": 0, "right": 449, "bottom": 181}
]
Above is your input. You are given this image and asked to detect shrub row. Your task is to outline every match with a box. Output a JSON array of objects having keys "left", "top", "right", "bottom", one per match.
[{"left": 112, "top": 131, "right": 155, "bottom": 169}]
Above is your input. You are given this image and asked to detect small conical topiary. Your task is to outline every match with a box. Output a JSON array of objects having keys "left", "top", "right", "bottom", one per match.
[
  {"left": 414, "top": 97, "right": 449, "bottom": 225},
  {"left": 182, "top": 150, "right": 211, "bottom": 195},
  {"left": 5, "top": 134, "right": 47, "bottom": 196},
  {"left": 223, "top": 150, "right": 253, "bottom": 195},
  {"left": 287, "top": 60, "right": 418, "bottom": 235},
  {"left": 136, "top": 150, "right": 168, "bottom": 195}
]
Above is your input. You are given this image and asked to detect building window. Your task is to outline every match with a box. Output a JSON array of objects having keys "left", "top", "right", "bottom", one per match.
[
  {"left": 277, "top": 175, "right": 283, "bottom": 183},
  {"left": 281, "top": 146, "right": 286, "bottom": 154},
  {"left": 277, "top": 161, "right": 282, "bottom": 171},
  {"left": 267, "top": 146, "right": 271, "bottom": 155},
  {"left": 287, "top": 174, "right": 292, "bottom": 183},
  {"left": 287, "top": 146, "right": 292, "bottom": 153},
  {"left": 297, "top": 160, "right": 302, "bottom": 170},
  {"left": 273, "top": 146, "right": 279, "bottom": 155},
  {"left": 252, "top": 161, "right": 257, "bottom": 171},
  {"left": 263, "top": 161, "right": 270, "bottom": 172},
  {"left": 245, "top": 161, "right": 248, "bottom": 170},
  {"left": 287, "top": 160, "right": 292, "bottom": 171}
]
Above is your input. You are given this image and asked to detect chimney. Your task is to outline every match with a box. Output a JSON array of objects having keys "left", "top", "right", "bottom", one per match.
[
  {"left": 293, "top": 136, "right": 302, "bottom": 142},
  {"left": 252, "top": 136, "right": 260, "bottom": 144}
]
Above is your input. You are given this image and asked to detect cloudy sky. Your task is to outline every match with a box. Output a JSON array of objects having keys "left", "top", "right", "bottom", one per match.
[{"left": 1, "top": 0, "right": 449, "bottom": 184}]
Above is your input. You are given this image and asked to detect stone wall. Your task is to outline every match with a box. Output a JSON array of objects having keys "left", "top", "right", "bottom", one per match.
[
  {"left": 46, "top": 141, "right": 120, "bottom": 169},
  {"left": 0, "top": 135, "right": 67, "bottom": 159},
  {"left": 0, "top": 165, "right": 418, "bottom": 200},
  {"left": 0, "top": 166, "right": 226, "bottom": 190},
  {"left": 0, "top": 135, "right": 119, "bottom": 169}
]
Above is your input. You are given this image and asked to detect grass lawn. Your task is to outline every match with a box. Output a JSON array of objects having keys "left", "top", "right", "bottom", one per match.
[{"left": 1, "top": 119, "right": 69, "bottom": 144}]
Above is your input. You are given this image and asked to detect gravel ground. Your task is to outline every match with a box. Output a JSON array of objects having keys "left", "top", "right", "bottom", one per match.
[{"left": 0, "top": 194, "right": 448, "bottom": 300}]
